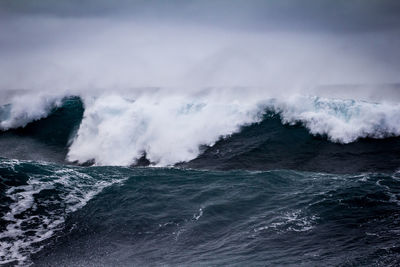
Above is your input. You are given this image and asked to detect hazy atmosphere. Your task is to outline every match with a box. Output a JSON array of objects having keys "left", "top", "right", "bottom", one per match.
[
  {"left": 1, "top": 0, "right": 400, "bottom": 91},
  {"left": 1, "top": 1, "right": 400, "bottom": 266}
]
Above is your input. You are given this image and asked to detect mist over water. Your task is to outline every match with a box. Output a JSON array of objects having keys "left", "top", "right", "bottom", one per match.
[
  {"left": 1, "top": 0, "right": 400, "bottom": 93},
  {"left": 1, "top": 1, "right": 399, "bottom": 166},
  {"left": 1, "top": 1, "right": 400, "bottom": 266}
]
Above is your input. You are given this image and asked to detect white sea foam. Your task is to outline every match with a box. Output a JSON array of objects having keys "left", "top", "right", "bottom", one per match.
[
  {"left": 67, "top": 92, "right": 263, "bottom": 166},
  {"left": 253, "top": 210, "right": 318, "bottom": 234},
  {"left": 68, "top": 93, "right": 400, "bottom": 166},
  {"left": 0, "top": 159, "right": 126, "bottom": 266},
  {"left": 0, "top": 15, "right": 399, "bottom": 166},
  {"left": 268, "top": 96, "right": 400, "bottom": 143},
  {"left": 0, "top": 92, "right": 64, "bottom": 130},
  {"left": 2, "top": 91, "right": 400, "bottom": 166}
]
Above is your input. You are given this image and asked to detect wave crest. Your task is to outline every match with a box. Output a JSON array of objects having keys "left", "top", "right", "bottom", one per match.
[
  {"left": 2, "top": 92, "right": 400, "bottom": 167},
  {"left": 270, "top": 96, "right": 400, "bottom": 143},
  {"left": 0, "top": 94, "right": 64, "bottom": 131},
  {"left": 67, "top": 94, "right": 262, "bottom": 166}
]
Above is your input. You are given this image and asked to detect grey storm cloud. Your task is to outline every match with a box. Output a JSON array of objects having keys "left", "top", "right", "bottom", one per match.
[
  {"left": 0, "top": 0, "right": 399, "bottom": 95},
  {"left": 1, "top": 0, "right": 400, "bottom": 32}
]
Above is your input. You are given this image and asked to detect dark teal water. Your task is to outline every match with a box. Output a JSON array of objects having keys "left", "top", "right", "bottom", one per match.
[
  {"left": 1, "top": 97, "right": 400, "bottom": 266},
  {"left": 1, "top": 160, "right": 400, "bottom": 266}
]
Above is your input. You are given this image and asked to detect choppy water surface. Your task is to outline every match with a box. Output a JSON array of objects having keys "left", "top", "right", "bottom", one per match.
[{"left": 1, "top": 96, "right": 400, "bottom": 266}]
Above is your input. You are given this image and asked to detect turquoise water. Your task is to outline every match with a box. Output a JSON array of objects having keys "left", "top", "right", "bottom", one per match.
[{"left": 1, "top": 97, "right": 400, "bottom": 266}]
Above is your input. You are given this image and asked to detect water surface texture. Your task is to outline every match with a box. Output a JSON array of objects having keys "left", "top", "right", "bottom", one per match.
[{"left": 1, "top": 0, "right": 400, "bottom": 265}]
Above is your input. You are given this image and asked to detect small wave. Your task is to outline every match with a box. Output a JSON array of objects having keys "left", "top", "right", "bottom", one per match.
[
  {"left": 0, "top": 159, "right": 126, "bottom": 266},
  {"left": 192, "top": 207, "right": 204, "bottom": 221},
  {"left": 253, "top": 210, "right": 318, "bottom": 234}
]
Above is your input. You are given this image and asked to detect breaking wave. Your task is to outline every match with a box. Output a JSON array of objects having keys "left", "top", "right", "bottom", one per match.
[{"left": 1, "top": 91, "right": 400, "bottom": 167}]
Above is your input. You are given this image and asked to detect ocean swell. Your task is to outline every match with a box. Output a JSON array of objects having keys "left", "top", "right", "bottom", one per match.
[{"left": 1, "top": 92, "right": 400, "bottom": 167}]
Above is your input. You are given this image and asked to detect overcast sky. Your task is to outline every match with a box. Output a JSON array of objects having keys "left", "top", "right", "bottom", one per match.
[
  {"left": 0, "top": 0, "right": 399, "bottom": 92},
  {"left": 2, "top": 0, "right": 400, "bottom": 32}
]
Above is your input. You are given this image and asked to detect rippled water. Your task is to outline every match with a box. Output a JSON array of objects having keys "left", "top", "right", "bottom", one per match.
[{"left": 0, "top": 158, "right": 399, "bottom": 266}]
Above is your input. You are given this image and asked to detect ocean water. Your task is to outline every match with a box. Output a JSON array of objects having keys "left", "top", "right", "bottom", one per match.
[{"left": 1, "top": 95, "right": 400, "bottom": 266}]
